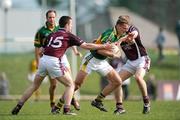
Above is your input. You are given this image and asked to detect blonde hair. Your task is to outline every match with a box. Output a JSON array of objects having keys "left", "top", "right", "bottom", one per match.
[{"left": 116, "top": 15, "right": 131, "bottom": 25}]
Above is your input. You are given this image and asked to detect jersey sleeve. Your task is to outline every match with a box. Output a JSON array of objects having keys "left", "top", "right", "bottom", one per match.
[
  {"left": 97, "top": 28, "right": 113, "bottom": 44},
  {"left": 128, "top": 25, "right": 138, "bottom": 33},
  {"left": 69, "top": 33, "right": 84, "bottom": 46},
  {"left": 34, "top": 30, "right": 41, "bottom": 48}
]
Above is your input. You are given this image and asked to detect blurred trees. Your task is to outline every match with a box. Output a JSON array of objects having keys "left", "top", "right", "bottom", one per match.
[
  {"left": 36, "top": 0, "right": 62, "bottom": 7},
  {"left": 110, "top": 0, "right": 180, "bottom": 32}
]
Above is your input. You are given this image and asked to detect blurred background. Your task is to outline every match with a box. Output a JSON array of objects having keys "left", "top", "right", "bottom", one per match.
[{"left": 0, "top": 0, "right": 180, "bottom": 101}]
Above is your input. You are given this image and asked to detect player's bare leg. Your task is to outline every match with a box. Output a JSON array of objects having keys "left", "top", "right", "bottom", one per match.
[
  {"left": 74, "top": 70, "right": 88, "bottom": 91},
  {"left": 113, "top": 70, "right": 132, "bottom": 114},
  {"left": 52, "top": 70, "right": 86, "bottom": 113},
  {"left": 113, "top": 87, "right": 126, "bottom": 114},
  {"left": 67, "top": 66, "right": 80, "bottom": 110},
  {"left": 135, "top": 68, "right": 150, "bottom": 114},
  {"left": 11, "top": 75, "right": 44, "bottom": 115},
  {"left": 91, "top": 69, "right": 122, "bottom": 112},
  {"left": 52, "top": 71, "right": 76, "bottom": 115},
  {"left": 49, "top": 78, "right": 57, "bottom": 108}
]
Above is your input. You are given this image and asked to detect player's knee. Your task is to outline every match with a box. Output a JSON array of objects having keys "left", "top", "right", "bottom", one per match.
[
  {"left": 114, "top": 79, "right": 122, "bottom": 87},
  {"left": 68, "top": 82, "right": 75, "bottom": 90},
  {"left": 75, "top": 81, "right": 82, "bottom": 91},
  {"left": 65, "top": 80, "right": 74, "bottom": 87},
  {"left": 50, "top": 84, "right": 57, "bottom": 90},
  {"left": 134, "top": 75, "right": 142, "bottom": 82},
  {"left": 108, "top": 73, "right": 122, "bottom": 87}
]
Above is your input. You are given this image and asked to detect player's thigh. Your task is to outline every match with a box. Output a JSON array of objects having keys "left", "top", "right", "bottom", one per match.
[
  {"left": 97, "top": 60, "right": 113, "bottom": 76},
  {"left": 135, "top": 68, "right": 146, "bottom": 79},
  {"left": 49, "top": 77, "right": 57, "bottom": 86},
  {"left": 61, "top": 54, "right": 71, "bottom": 72},
  {"left": 75, "top": 70, "right": 88, "bottom": 85},
  {"left": 33, "top": 74, "right": 45, "bottom": 88},
  {"left": 36, "top": 58, "right": 48, "bottom": 77},
  {"left": 119, "top": 70, "right": 132, "bottom": 81},
  {"left": 106, "top": 69, "right": 121, "bottom": 84},
  {"left": 57, "top": 71, "right": 74, "bottom": 87}
]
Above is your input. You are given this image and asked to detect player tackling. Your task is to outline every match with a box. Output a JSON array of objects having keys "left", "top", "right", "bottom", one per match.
[{"left": 11, "top": 16, "right": 112, "bottom": 115}]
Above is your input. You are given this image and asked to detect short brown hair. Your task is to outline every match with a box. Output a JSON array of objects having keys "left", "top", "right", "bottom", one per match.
[
  {"left": 116, "top": 15, "right": 130, "bottom": 25},
  {"left": 46, "top": 9, "right": 57, "bottom": 18},
  {"left": 59, "top": 16, "right": 72, "bottom": 28}
]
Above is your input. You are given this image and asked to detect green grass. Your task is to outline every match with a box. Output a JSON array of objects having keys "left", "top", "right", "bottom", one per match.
[
  {"left": 0, "top": 49, "right": 179, "bottom": 96},
  {"left": 0, "top": 100, "right": 180, "bottom": 120},
  {"left": 0, "top": 49, "right": 180, "bottom": 119}
]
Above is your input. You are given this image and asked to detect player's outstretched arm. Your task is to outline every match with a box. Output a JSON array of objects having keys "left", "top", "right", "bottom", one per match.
[
  {"left": 97, "top": 45, "right": 121, "bottom": 58},
  {"left": 80, "top": 42, "right": 112, "bottom": 50},
  {"left": 97, "top": 49, "right": 114, "bottom": 58}
]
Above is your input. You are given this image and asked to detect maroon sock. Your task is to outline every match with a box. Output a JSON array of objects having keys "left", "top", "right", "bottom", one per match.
[
  {"left": 143, "top": 96, "right": 150, "bottom": 104},
  {"left": 116, "top": 103, "right": 123, "bottom": 109},
  {"left": 63, "top": 105, "right": 70, "bottom": 113}
]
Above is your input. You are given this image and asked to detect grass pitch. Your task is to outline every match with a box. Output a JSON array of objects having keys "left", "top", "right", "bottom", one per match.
[{"left": 0, "top": 100, "right": 180, "bottom": 120}]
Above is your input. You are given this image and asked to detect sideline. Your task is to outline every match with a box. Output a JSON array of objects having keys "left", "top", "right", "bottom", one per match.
[{"left": 0, "top": 95, "right": 141, "bottom": 101}]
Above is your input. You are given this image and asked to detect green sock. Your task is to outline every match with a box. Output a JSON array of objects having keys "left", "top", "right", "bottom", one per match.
[{"left": 56, "top": 98, "right": 64, "bottom": 109}]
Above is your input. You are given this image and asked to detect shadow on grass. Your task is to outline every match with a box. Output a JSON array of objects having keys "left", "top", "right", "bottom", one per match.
[{"left": 0, "top": 113, "right": 56, "bottom": 116}]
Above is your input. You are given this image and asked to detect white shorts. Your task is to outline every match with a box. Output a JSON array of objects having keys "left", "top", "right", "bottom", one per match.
[
  {"left": 36, "top": 55, "right": 65, "bottom": 79},
  {"left": 61, "top": 54, "right": 70, "bottom": 69},
  {"left": 122, "top": 56, "right": 151, "bottom": 74},
  {"left": 80, "top": 52, "right": 113, "bottom": 76}
]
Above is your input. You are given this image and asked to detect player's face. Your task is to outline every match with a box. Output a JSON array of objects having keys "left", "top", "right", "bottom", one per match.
[
  {"left": 67, "top": 19, "right": 73, "bottom": 32},
  {"left": 116, "top": 23, "right": 129, "bottom": 35},
  {"left": 47, "top": 12, "right": 56, "bottom": 26}
]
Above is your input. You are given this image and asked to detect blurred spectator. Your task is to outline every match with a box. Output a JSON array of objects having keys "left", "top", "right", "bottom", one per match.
[
  {"left": 155, "top": 27, "right": 165, "bottom": 63},
  {"left": 100, "top": 57, "right": 131, "bottom": 100},
  {"left": 0, "top": 72, "right": 9, "bottom": 96},
  {"left": 175, "top": 20, "right": 180, "bottom": 53},
  {"left": 146, "top": 74, "right": 156, "bottom": 100}
]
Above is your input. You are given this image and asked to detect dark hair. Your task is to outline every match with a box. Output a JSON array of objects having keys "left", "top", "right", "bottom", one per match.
[
  {"left": 116, "top": 15, "right": 130, "bottom": 25},
  {"left": 59, "top": 16, "right": 72, "bottom": 28},
  {"left": 46, "top": 9, "right": 56, "bottom": 18}
]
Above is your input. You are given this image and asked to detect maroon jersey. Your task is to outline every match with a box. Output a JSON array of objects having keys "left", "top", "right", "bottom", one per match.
[
  {"left": 120, "top": 25, "right": 147, "bottom": 60},
  {"left": 44, "top": 29, "right": 84, "bottom": 58}
]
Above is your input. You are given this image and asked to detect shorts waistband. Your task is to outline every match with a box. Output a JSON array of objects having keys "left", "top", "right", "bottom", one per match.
[{"left": 43, "top": 55, "right": 59, "bottom": 60}]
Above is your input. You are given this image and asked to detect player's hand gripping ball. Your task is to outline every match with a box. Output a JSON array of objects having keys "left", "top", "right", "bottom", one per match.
[{"left": 111, "top": 43, "right": 121, "bottom": 58}]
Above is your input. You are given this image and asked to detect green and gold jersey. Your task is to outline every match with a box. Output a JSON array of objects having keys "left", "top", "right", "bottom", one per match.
[
  {"left": 90, "top": 27, "right": 126, "bottom": 60},
  {"left": 34, "top": 23, "right": 59, "bottom": 48}
]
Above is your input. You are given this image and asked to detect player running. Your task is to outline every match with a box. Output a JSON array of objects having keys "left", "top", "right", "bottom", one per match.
[
  {"left": 34, "top": 9, "right": 81, "bottom": 110},
  {"left": 114, "top": 15, "right": 151, "bottom": 114},
  {"left": 52, "top": 15, "right": 132, "bottom": 114},
  {"left": 90, "top": 15, "right": 151, "bottom": 114}
]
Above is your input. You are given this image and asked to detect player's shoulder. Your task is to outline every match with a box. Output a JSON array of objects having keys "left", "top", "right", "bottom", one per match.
[
  {"left": 39, "top": 26, "right": 46, "bottom": 31},
  {"left": 36, "top": 26, "right": 46, "bottom": 34},
  {"left": 102, "top": 28, "right": 113, "bottom": 36},
  {"left": 55, "top": 25, "right": 60, "bottom": 30},
  {"left": 103, "top": 28, "right": 113, "bottom": 33}
]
